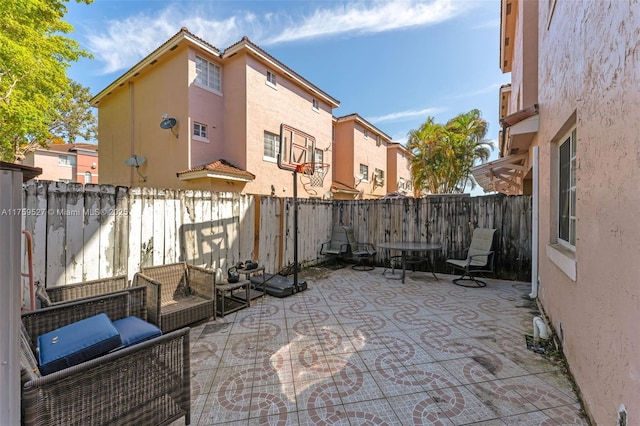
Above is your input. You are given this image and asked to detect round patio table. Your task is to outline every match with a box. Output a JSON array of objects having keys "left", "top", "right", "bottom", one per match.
[{"left": 378, "top": 242, "right": 442, "bottom": 283}]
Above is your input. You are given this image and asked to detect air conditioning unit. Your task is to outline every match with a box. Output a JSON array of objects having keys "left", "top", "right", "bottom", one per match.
[{"left": 374, "top": 169, "right": 384, "bottom": 186}]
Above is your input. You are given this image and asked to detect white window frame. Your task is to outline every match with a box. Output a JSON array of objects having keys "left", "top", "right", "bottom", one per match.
[
  {"left": 195, "top": 55, "right": 222, "bottom": 94},
  {"left": 58, "top": 154, "right": 76, "bottom": 167},
  {"left": 557, "top": 127, "right": 577, "bottom": 248},
  {"left": 263, "top": 131, "right": 280, "bottom": 162},
  {"left": 359, "top": 164, "right": 369, "bottom": 182},
  {"left": 312, "top": 99, "right": 319, "bottom": 112},
  {"left": 266, "top": 70, "right": 277, "bottom": 89},
  {"left": 84, "top": 171, "right": 92, "bottom": 184},
  {"left": 193, "top": 122, "right": 208, "bottom": 142},
  {"left": 363, "top": 129, "right": 369, "bottom": 139}
]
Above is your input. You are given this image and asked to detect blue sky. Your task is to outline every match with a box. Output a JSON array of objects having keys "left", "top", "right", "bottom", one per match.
[{"left": 65, "top": 0, "right": 508, "bottom": 160}]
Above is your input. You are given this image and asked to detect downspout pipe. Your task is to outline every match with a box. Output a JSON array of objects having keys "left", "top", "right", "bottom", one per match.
[{"left": 529, "top": 146, "right": 539, "bottom": 299}]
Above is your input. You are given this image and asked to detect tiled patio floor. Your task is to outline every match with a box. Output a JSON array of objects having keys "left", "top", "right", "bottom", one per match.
[{"left": 177, "top": 267, "right": 589, "bottom": 425}]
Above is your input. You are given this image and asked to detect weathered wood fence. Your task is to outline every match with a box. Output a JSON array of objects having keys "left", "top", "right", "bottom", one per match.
[{"left": 20, "top": 181, "right": 531, "bottom": 289}]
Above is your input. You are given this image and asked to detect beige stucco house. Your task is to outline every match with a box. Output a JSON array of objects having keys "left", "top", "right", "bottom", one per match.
[
  {"left": 22, "top": 143, "right": 99, "bottom": 184},
  {"left": 473, "top": 1, "right": 640, "bottom": 424},
  {"left": 91, "top": 28, "right": 339, "bottom": 198},
  {"left": 332, "top": 114, "right": 393, "bottom": 200}
]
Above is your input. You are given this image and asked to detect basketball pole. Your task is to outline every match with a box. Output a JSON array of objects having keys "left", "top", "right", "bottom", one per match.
[{"left": 292, "top": 169, "right": 299, "bottom": 288}]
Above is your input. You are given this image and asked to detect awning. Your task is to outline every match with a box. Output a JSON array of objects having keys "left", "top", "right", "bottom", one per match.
[
  {"left": 471, "top": 152, "right": 530, "bottom": 195},
  {"left": 500, "top": 104, "right": 539, "bottom": 155},
  {"left": 177, "top": 159, "right": 255, "bottom": 182}
]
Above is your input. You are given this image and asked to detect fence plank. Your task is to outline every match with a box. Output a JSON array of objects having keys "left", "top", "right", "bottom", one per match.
[{"left": 45, "top": 182, "right": 67, "bottom": 287}]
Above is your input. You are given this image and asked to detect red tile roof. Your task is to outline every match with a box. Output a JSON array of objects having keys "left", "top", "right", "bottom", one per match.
[{"left": 177, "top": 159, "right": 255, "bottom": 180}]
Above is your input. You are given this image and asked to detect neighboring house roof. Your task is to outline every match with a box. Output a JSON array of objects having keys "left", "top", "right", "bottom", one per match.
[
  {"left": 331, "top": 181, "right": 360, "bottom": 195},
  {"left": 176, "top": 159, "right": 255, "bottom": 182},
  {"left": 333, "top": 114, "right": 392, "bottom": 141},
  {"left": 91, "top": 28, "right": 340, "bottom": 109},
  {"left": 387, "top": 141, "right": 413, "bottom": 157},
  {"left": 41, "top": 143, "right": 98, "bottom": 154}
]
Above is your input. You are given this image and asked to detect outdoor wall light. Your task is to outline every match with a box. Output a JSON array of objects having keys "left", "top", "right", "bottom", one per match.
[{"left": 160, "top": 114, "right": 179, "bottom": 138}]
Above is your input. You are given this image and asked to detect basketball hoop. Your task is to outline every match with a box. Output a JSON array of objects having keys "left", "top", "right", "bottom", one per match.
[{"left": 296, "top": 162, "right": 330, "bottom": 187}]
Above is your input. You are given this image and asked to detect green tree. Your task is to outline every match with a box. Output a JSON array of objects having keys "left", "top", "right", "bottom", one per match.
[
  {"left": 0, "top": 0, "right": 93, "bottom": 161},
  {"left": 407, "top": 109, "right": 493, "bottom": 194}
]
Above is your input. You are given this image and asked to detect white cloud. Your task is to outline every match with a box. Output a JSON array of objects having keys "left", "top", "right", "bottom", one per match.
[
  {"left": 368, "top": 107, "right": 446, "bottom": 123},
  {"left": 86, "top": 0, "right": 474, "bottom": 74},
  {"left": 263, "top": 0, "right": 467, "bottom": 45}
]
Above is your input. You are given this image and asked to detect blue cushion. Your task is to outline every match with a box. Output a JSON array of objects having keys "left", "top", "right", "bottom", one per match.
[
  {"left": 112, "top": 316, "right": 162, "bottom": 348},
  {"left": 37, "top": 313, "right": 121, "bottom": 375}
]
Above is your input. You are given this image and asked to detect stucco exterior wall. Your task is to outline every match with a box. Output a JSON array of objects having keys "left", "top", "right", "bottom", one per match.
[
  {"left": 98, "top": 46, "right": 190, "bottom": 188},
  {"left": 535, "top": 1, "right": 640, "bottom": 424},
  {"left": 188, "top": 48, "right": 225, "bottom": 168},
  {"left": 28, "top": 152, "right": 74, "bottom": 182},
  {"left": 333, "top": 122, "right": 355, "bottom": 187},
  {"left": 352, "top": 124, "right": 387, "bottom": 199},
  {"left": 243, "top": 55, "right": 334, "bottom": 198},
  {"left": 387, "top": 145, "right": 413, "bottom": 194}
]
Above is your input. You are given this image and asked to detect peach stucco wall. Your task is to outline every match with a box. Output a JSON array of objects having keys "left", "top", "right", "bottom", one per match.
[
  {"left": 532, "top": 2, "right": 640, "bottom": 424},
  {"left": 243, "top": 54, "right": 334, "bottom": 198},
  {"left": 387, "top": 145, "right": 412, "bottom": 194},
  {"left": 333, "top": 122, "right": 355, "bottom": 188}
]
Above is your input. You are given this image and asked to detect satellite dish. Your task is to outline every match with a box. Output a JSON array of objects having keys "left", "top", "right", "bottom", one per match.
[
  {"left": 124, "top": 155, "right": 147, "bottom": 182},
  {"left": 355, "top": 173, "right": 364, "bottom": 181},
  {"left": 160, "top": 117, "right": 177, "bottom": 129},
  {"left": 124, "top": 155, "right": 146, "bottom": 167}
]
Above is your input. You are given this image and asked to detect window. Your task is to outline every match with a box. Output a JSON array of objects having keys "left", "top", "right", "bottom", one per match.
[
  {"left": 312, "top": 99, "right": 319, "bottom": 110},
  {"left": 195, "top": 55, "right": 221, "bottom": 92},
  {"left": 194, "top": 122, "right": 208, "bottom": 140},
  {"left": 263, "top": 131, "right": 280, "bottom": 161},
  {"left": 266, "top": 70, "right": 276, "bottom": 87},
  {"left": 313, "top": 148, "right": 323, "bottom": 165},
  {"left": 58, "top": 155, "right": 76, "bottom": 167},
  {"left": 376, "top": 135, "right": 381, "bottom": 147},
  {"left": 84, "top": 171, "right": 92, "bottom": 184},
  {"left": 359, "top": 164, "right": 369, "bottom": 181},
  {"left": 363, "top": 129, "right": 369, "bottom": 139},
  {"left": 558, "top": 128, "right": 576, "bottom": 247}
]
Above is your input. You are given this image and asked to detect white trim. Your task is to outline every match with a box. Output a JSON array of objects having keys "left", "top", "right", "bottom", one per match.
[
  {"left": 178, "top": 170, "right": 253, "bottom": 182},
  {"left": 193, "top": 135, "right": 209, "bottom": 143},
  {"left": 262, "top": 156, "right": 277, "bottom": 163},
  {"left": 194, "top": 82, "right": 223, "bottom": 97},
  {"left": 265, "top": 80, "right": 277, "bottom": 90},
  {"left": 546, "top": 244, "right": 576, "bottom": 281}
]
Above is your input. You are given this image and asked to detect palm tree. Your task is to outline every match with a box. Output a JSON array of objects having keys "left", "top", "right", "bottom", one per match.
[{"left": 407, "top": 110, "right": 493, "bottom": 194}]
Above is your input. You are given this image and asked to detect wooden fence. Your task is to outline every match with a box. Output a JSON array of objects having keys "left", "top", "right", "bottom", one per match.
[{"left": 20, "top": 181, "right": 531, "bottom": 289}]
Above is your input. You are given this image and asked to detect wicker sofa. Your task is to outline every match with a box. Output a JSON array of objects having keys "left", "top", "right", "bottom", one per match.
[
  {"left": 36, "top": 275, "right": 146, "bottom": 319},
  {"left": 20, "top": 292, "right": 191, "bottom": 426},
  {"left": 134, "top": 262, "right": 215, "bottom": 333}
]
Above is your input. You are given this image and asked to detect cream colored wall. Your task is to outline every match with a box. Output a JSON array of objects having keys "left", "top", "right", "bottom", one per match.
[
  {"left": 98, "top": 46, "right": 190, "bottom": 188},
  {"left": 243, "top": 55, "right": 334, "bottom": 198},
  {"left": 534, "top": 2, "right": 640, "bottom": 424},
  {"left": 221, "top": 53, "right": 248, "bottom": 168},
  {"left": 333, "top": 122, "right": 355, "bottom": 187}
]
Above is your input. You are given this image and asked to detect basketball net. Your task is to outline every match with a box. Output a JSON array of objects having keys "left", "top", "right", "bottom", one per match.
[{"left": 297, "top": 162, "right": 330, "bottom": 188}]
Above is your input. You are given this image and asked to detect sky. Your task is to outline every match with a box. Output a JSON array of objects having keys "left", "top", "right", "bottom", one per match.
[{"left": 64, "top": 0, "right": 509, "bottom": 188}]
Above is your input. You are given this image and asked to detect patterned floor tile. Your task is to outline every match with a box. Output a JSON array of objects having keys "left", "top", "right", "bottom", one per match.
[
  {"left": 429, "top": 385, "right": 500, "bottom": 425},
  {"left": 387, "top": 392, "right": 454, "bottom": 426},
  {"left": 170, "top": 269, "right": 589, "bottom": 426}
]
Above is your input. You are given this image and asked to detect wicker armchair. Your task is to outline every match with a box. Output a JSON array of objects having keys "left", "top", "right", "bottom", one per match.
[
  {"left": 134, "top": 262, "right": 215, "bottom": 333},
  {"left": 36, "top": 275, "right": 147, "bottom": 319},
  {"left": 20, "top": 292, "right": 191, "bottom": 426}
]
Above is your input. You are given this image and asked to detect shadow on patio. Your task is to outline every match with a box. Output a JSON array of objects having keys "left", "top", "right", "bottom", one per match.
[{"left": 175, "top": 267, "right": 589, "bottom": 425}]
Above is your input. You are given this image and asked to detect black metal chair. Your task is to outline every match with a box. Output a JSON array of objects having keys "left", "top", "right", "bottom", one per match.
[{"left": 343, "top": 226, "right": 377, "bottom": 271}]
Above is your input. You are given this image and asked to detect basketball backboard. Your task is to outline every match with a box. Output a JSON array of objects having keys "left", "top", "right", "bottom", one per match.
[{"left": 278, "top": 123, "right": 316, "bottom": 172}]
